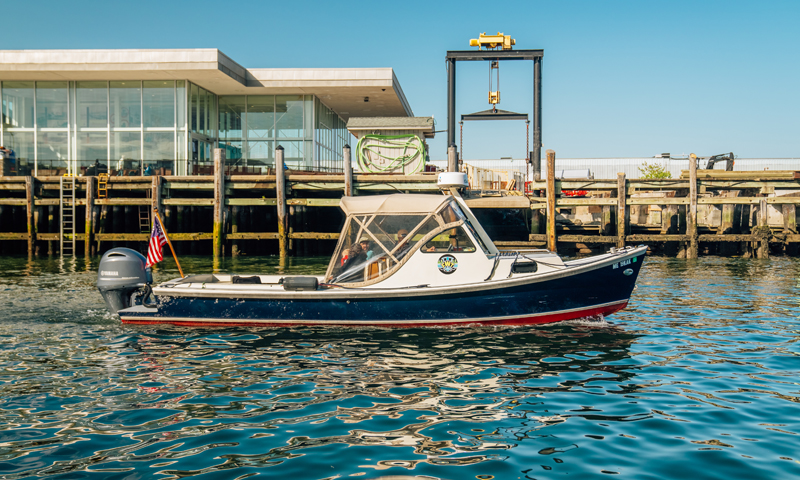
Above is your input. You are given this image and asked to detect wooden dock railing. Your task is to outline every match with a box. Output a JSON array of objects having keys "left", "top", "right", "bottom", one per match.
[{"left": 0, "top": 148, "right": 797, "bottom": 259}]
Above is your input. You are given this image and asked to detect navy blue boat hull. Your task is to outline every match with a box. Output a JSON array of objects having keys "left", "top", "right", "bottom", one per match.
[{"left": 120, "top": 250, "right": 645, "bottom": 327}]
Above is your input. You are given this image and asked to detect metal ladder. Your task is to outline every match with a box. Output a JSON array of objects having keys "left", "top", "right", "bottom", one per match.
[
  {"left": 59, "top": 175, "right": 76, "bottom": 256},
  {"left": 138, "top": 187, "right": 153, "bottom": 234},
  {"left": 138, "top": 205, "right": 151, "bottom": 233},
  {"left": 97, "top": 173, "right": 108, "bottom": 199}
]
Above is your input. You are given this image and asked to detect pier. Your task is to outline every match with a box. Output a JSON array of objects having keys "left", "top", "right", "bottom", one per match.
[{"left": 0, "top": 148, "right": 797, "bottom": 259}]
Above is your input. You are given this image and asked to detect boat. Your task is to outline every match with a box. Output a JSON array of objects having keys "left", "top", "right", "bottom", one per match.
[{"left": 97, "top": 172, "right": 646, "bottom": 327}]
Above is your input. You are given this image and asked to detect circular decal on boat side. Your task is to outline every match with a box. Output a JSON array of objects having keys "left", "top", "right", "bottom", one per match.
[{"left": 437, "top": 255, "right": 458, "bottom": 274}]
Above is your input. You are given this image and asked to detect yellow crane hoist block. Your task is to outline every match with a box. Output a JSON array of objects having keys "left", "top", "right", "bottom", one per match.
[{"left": 470, "top": 32, "right": 515, "bottom": 50}]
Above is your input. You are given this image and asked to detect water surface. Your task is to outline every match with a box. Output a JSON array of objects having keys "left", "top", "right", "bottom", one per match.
[{"left": 0, "top": 255, "right": 798, "bottom": 479}]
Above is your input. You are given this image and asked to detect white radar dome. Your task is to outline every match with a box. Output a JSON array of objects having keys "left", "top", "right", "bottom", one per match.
[{"left": 437, "top": 172, "right": 469, "bottom": 189}]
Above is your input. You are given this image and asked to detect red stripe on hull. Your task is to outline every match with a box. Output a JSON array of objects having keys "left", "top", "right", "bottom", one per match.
[{"left": 121, "top": 301, "right": 629, "bottom": 328}]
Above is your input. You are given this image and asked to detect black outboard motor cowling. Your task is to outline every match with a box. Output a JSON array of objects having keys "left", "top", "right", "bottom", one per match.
[{"left": 97, "top": 248, "right": 152, "bottom": 314}]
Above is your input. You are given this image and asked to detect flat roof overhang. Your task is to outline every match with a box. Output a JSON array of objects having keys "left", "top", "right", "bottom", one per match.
[{"left": 0, "top": 49, "right": 412, "bottom": 120}]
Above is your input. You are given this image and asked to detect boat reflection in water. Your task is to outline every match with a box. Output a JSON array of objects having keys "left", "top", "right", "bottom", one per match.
[{"left": 121, "top": 324, "right": 638, "bottom": 473}]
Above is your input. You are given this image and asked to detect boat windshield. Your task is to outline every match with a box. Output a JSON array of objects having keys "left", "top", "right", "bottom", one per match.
[{"left": 326, "top": 213, "right": 441, "bottom": 284}]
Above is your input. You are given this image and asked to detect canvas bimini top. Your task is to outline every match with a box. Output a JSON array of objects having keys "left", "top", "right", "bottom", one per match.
[{"left": 339, "top": 194, "right": 452, "bottom": 216}]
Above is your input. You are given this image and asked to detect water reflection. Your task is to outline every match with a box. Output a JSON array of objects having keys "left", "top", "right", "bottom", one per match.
[
  {"left": 0, "top": 256, "right": 799, "bottom": 479},
  {"left": 0, "top": 324, "right": 637, "bottom": 478}
]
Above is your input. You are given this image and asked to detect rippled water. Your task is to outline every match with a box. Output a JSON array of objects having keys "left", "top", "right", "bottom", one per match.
[{"left": 1, "top": 255, "right": 799, "bottom": 479}]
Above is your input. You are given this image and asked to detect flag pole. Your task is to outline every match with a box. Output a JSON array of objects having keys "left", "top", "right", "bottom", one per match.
[{"left": 153, "top": 208, "right": 184, "bottom": 278}]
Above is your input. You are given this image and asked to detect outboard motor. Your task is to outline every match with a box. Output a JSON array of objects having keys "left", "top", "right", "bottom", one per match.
[{"left": 97, "top": 248, "right": 151, "bottom": 314}]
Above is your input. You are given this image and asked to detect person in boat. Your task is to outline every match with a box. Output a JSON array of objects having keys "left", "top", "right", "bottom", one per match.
[
  {"left": 359, "top": 236, "right": 374, "bottom": 261},
  {"left": 332, "top": 238, "right": 370, "bottom": 283},
  {"left": 394, "top": 229, "right": 411, "bottom": 260}
]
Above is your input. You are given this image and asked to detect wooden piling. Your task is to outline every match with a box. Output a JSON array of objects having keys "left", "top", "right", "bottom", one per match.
[
  {"left": 47, "top": 206, "right": 54, "bottom": 255},
  {"left": 783, "top": 204, "right": 797, "bottom": 234},
  {"left": 151, "top": 175, "right": 162, "bottom": 222},
  {"left": 34, "top": 205, "right": 41, "bottom": 256},
  {"left": 289, "top": 205, "right": 295, "bottom": 255},
  {"left": 231, "top": 206, "right": 240, "bottom": 257},
  {"left": 675, "top": 205, "right": 687, "bottom": 258},
  {"left": 546, "top": 149, "right": 557, "bottom": 252},
  {"left": 213, "top": 149, "right": 226, "bottom": 260},
  {"left": 616, "top": 173, "right": 627, "bottom": 249},
  {"left": 97, "top": 206, "right": 108, "bottom": 254},
  {"left": 344, "top": 145, "right": 353, "bottom": 197},
  {"left": 276, "top": 146, "right": 288, "bottom": 260},
  {"left": 741, "top": 203, "right": 755, "bottom": 258},
  {"left": 718, "top": 191, "right": 738, "bottom": 256},
  {"left": 25, "top": 176, "right": 34, "bottom": 256},
  {"left": 84, "top": 177, "right": 95, "bottom": 257},
  {"left": 783, "top": 203, "right": 797, "bottom": 255},
  {"left": 757, "top": 197, "right": 769, "bottom": 259},
  {"left": 687, "top": 156, "right": 698, "bottom": 258},
  {"left": 91, "top": 202, "right": 99, "bottom": 256}
]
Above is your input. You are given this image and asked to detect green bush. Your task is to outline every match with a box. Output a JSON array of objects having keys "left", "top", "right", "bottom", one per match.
[{"left": 638, "top": 162, "right": 672, "bottom": 179}]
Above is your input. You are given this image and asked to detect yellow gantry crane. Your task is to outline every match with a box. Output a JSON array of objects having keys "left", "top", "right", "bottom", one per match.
[
  {"left": 469, "top": 32, "right": 515, "bottom": 51},
  {"left": 469, "top": 32, "right": 517, "bottom": 110}
]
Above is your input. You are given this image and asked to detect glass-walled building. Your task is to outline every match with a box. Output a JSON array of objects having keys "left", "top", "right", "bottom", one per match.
[
  {"left": 1, "top": 81, "right": 187, "bottom": 176},
  {"left": 1, "top": 81, "right": 350, "bottom": 176},
  {"left": 0, "top": 49, "right": 413, "bottom": 176}
]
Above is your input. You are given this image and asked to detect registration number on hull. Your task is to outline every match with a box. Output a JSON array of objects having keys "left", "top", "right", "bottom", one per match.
[{"left": 612, "top": 256, "right": 637, "bottom": 269}]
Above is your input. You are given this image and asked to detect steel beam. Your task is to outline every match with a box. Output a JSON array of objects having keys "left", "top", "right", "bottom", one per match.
[
  {"left": 533, "top": 57, "right": 542, "bottom": 173},
  {"left": 445, "top": 50, "right": 544, "bottom": 61},
  {"left": 447, "top": 57, "right": 456, "bottom": 147}
]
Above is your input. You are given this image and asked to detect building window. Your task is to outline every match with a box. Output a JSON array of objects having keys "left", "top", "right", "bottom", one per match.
[
  {"left": 144, "top": 132, "right": 174, "bottom": 174},
  {"left": 215, "top": 94, "right": 346, "bottom": 173},
  {"left": 219, "top": 96, "right": 244, "bottom": 141},
  {"left": 2, "top": 82, "right": 35, "bottom": 129},
  {"left": 35, "top": 82, "right": 68, "bottom": 129},
  {"left": 76, "top": 82, "right": 108, "bottom": 128},
  {"left": 3, "top": 131, "right": 34, "bottom": 175},
  {"left": 110, "top": 81, "right": 141, "bottom": 128},
  {"left": 110, "top": 131, "right": 140, "bottom": 173},
  {"left": 315, "top": 97, "right": 347, "bottom": 172},
  {"left": 37, "top": 131, "right": 69, "bottom": 172},
  {"left": 143, "top": 81, "right": 175, "bottom": 128}
]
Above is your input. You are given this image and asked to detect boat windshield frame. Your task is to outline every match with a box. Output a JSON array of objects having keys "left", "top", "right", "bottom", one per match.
[{"left": 324, "top": 198, "right": 481, "bottom": 285}]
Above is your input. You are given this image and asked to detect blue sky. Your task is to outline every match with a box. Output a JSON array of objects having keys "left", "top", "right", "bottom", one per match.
[{"left": 7, "top": 0, "right": 798, "bottom": 160}]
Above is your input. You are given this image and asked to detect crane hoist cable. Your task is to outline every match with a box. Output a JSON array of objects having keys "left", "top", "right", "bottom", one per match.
[{"left": 356, "top": 134, "right": 426, "bottom": 174}]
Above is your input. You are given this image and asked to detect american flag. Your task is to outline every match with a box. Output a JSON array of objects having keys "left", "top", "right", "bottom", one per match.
[{"left": 145, "top": 215, "right": 168, "bottom": 268}]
